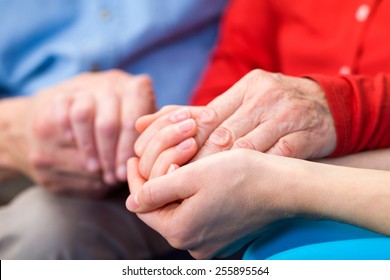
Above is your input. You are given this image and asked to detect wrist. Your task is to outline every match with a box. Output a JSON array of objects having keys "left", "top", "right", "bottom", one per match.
[
  {"left": 0, "top": 97, "right": 30, "bottom": 170},
  {"left": 250, "top": 152, "right": 308, "bottom": 219},
  {"left": 291, "top": 160, "right": 351, "bottom": 220}
]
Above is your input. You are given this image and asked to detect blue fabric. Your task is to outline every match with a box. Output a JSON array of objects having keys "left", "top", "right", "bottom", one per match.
[
  {"left": 243, "top": 219, "right": 387, "bottom": 260},
  {"left": 0, "top": 0, "right": 228, "bottom": 107},
  {"left": 266, "top": 238, "right": 390, "bottom": 260}
]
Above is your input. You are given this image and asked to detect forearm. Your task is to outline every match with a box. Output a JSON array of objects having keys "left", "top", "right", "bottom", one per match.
[
  {"left": 315, "top": 148, "right": 390, "bottom": 171},
  {"left": 0, "top": 97, "right": 29, "bottom": 171},
  {"left": 294, "top": 161, "right": 390, "bottom": 235}
]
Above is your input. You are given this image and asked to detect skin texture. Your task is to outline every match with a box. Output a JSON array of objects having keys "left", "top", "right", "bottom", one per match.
[
  {"left": 127, "top": 150, "right": 297, "bottom": 259},
  {"left": 127, "top": 68, "right": 390, "bottom": 259},
  {"left": 135, "top": 69, "right": 337, "bottom": 179},
  {"left": 127, "top": 149, "right": 390, "bottom": 259},
  {"left": 0, "top": 70, "right": 155, "bottom": 197}
]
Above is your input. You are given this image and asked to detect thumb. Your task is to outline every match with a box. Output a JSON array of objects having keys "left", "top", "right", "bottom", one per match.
[
  {"left": 192, "top": 80, "right": 245, "bottom": 161},
  {"left": 126, "top": 157, "right": 146, "bottom": 211},
  {"left": 129, "top": 166, "right": 198, "bottom": 213}
]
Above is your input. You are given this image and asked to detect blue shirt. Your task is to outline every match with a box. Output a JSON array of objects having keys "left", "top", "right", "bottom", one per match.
[{"left": 0, "top": 0, "right": 227, "bottom": 107}]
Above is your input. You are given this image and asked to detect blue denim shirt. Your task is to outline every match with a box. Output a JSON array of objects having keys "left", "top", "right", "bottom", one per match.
[{"left": 0, "top": 0, "right": 227, "bottom": 107}]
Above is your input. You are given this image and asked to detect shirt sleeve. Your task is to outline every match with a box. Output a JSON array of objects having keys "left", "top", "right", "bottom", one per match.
[
  {"left": 308, "top": 73, "right": 390, "bottom": 157},
  {"left": 190, "top": 0, "right": 279, "bottom": 106}
]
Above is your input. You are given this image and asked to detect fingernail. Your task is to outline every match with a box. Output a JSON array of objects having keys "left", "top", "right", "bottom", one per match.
[
  {"left": 116, "top": 165, "right": 127, "bottom": 181},
  {"left": 167, "top": 164, "right": 177, "bottom": 174},
  {"left": 177, "top": 138, "right": 194, "bottom": 151},
  {"left": 104, "top": 172, "right": 116, "bottom": 185},
  {"left": 87, "top": 158, "right": 100, "bottom": 172},
  {"left": 170, "top": 108, "right": 190, "bottom": 122},
  {"left": 133, "top": 192, "right": 139, "bottom": 208},
  {"left": 177, "top": 119, "right": 195, "bottom": 133}
]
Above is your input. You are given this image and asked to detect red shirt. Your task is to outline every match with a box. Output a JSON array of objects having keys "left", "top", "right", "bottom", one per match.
[{"left": 191, "top": 0, "right": 390, "bottom": 157}]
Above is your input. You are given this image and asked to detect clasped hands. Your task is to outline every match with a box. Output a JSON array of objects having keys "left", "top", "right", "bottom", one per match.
[
  {"left": 9, "top": 70, "right": 155, "bottom": 197},
  {"left": 126, "top": 69, "right": 337, "bottom": 259}
]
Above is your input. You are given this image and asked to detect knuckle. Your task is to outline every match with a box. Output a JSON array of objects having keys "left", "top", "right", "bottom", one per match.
[
  {"left": 51, "top": 95, "right": 69, "bottom": 126},
  {"left": 197, "top": 106, "right": 218, "bottom": 125},
  {"left": 32, "top": 116, "right": 53, "bottom": 138},
  {"left": 166, "top": 230, "right": 190, "bottom": 251},
  {"left": 29, "top": 153, "right": 52, "bottom": 169},
  {"left": 270, "top": 71, "right": 284, "bottom": 82},
  {"left": 234, "top": 137, "right": 256, "bottom": 150},
  {"left": 95, "top": 119, "right": 118, "bottom": 137},
  {"left": 104, "top": 69, "right": 127, "bottom": 81},
  {"left": 243, "top": 69, "right": 264, "bottom": 85},
  {"left": 208, "top": 126, "right": 234, "bottom": 149},
  {"left": 273, "top": 138, "right": 295, "bottom": 157},
  {"left": 121, "top": 119, "right": 136, "bottom": 132},
  {"left": 135, "top": 74, "right": 153, "bottom": 88},
  {"left": 131, "top": 76, "right": 155, "bottom": 100},
  {"left": 161, "top": 105, "right": 178, "bottom": 114},
  {"left": 71, "top": 103, "right": 93, "bottom": 123},
  {"left": 247, "top": 69, "right": 264, "bottom": 79}
]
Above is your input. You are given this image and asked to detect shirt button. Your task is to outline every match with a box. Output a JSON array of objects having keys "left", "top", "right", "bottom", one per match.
[
  {"left": 355, "top": 4, "right": 370, "bottom": 22},
  {"left": 339, "top": 66, "right": 351, "bottom": 75}
]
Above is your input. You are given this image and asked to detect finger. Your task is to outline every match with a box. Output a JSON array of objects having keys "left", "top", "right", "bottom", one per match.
[
  {"left": 189, "top": 78, "right": 253, "bottom": 161},
  {"left": 30, "top": 146, "right": 94, "bottom": 176},
  {"left": 135, "top": 203, "right": 180, "bottom": 237},
  {"left": 231, "top": 120, "right": 287, "bottom": 152},
  {"left": 126, "top": 157, "right": 146, "bottom": 210},
  {"left": 127, "top": 157, "right": 145, "bottom": 192},
  {"left": 70, "top": 93, "right": 100, "bottom": 173},
  {"left": 51, "top": 93, "right": 74, "bottom": 143},
  {"left": 115, "top": 75, "right": 156, "bottom": 181},
  {"left": 149, "top": 137, "right": 198, "bottom": 178},
  {"left": 135, "top": 106, "right": 210, "bottom": 158},
  {"left": 129, "top": 166, "right": 197, "bottom": 213},
  {"left": 95, "top": 93, "right": 120, "bottom": 185},
  {"left": 42, "top": 172, "right": 110, "bottom": 198},
  {"left": 265, "top": 131, "right": 311, "bottom": 158},
  {"left": 193, "top": 101, "right": 264, "bottom": 161},
  {"left": 190, "top": 107, "right": 219, "bottom": 154},
  {"left": 135, "top": 105, "right": 180, "bottom": 133},
  {"left": 126, "top": 158, "right": 144, "bottom": 210},
  {"left": 138, "top": 119, "right": 197, "bottom": 179},
  {"left": 134, "top": 107, "right": 191, "bottom": 157}
]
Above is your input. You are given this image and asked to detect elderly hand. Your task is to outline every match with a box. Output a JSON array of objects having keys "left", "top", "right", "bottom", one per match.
[
  {"left": 126, "top": 149, "right": 299, "bottom": 259},
  {"left": 57, "top": 70, "right": 155, "bottom": 185},
  {"left": 134, "top": 69, "right": 337, "bottom": 179},
  {"left": 2, "top": 70, "right": 155, "bottom": 197}
]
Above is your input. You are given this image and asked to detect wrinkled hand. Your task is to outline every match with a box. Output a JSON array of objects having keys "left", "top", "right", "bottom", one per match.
[
  {"left": 135, "top": 69, "right": 336, "bottom": 179},
  {"left": 126, "top": 149, "right": 298, "bottom": 259},
  {"left": 10, "top": 70, "right": 155, "bottom": 197},
  {"left": 56, "top": 70, "right": 155, "bottom": 184}
]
